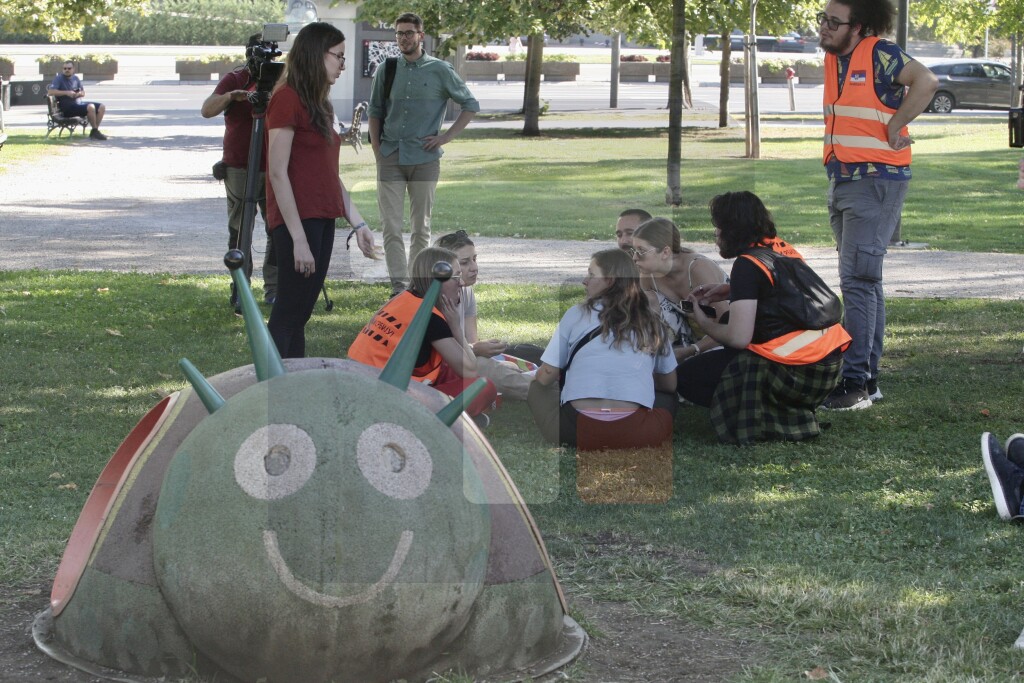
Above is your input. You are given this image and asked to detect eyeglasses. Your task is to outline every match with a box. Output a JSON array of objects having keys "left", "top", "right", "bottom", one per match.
[
  {"left": 816, "top": 11, "right": 854, "bottom": 31},
  {"left": 628, "top": 246, "right": 656, "bottom": 259},
  {"left": 63, "top": 67, "right": 73, "bottom": 71},
  {"left": 395, "top": 30, "right": 421, "bottom": 38},
  {"left": 326, "top": 49, "right": 346, "bottom": 65}
]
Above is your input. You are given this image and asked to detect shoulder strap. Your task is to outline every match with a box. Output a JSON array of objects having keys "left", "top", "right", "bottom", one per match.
[
  {"left": 740, "top": 248, "right": 776, "bottom": 286},
  {"left": 383, "top": 57, "right": 398, "bottom": 102},
  {"left": 562, "top": 327, "right": 602, "bottom": 382}
]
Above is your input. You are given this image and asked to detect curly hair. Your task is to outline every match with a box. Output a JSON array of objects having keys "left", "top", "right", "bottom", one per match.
[
  {"left": 584, "top": 249, "right": 670, "bottom": 355},
  {"left": 282, "top": 22, "right": 343, "bottom": 139},
  {"left": 835, "top": 0, "right": 896, "bottom": 37},
  {"left": 409, "top": 247, "right": 457, "bottom": 297},
  {"left": 709, "top": 191, "right": 779, "bottom": 259},
  {"left": 632, "top": 217, "right": 682, "bottom": 254}
]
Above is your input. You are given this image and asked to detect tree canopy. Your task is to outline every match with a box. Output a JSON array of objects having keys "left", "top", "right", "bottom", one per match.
[{"left": 0, "top": 0, "right": 147, "bottom": 41}]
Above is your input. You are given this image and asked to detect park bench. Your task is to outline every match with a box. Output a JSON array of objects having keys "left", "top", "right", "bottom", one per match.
[{"left": 46, "top": 95, "right": 88, "bottom": 138}]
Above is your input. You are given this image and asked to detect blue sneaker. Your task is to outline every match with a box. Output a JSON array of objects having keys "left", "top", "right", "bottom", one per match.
[
  {"left": 1006, "top": 433, "right": 1024, "bottom": 469},
  {"left": 981, "top": 433, "right": 1024, "bottom": 521}
]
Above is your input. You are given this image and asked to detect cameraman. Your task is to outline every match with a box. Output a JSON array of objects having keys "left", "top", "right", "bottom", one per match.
[{"left": 202, "top": 33, "right": 278, "bottom": 306}]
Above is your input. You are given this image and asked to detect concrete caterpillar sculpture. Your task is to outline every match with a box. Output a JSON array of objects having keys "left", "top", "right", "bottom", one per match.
[{"left": 33, "top": 252, "right": 585, "bottom": 682}]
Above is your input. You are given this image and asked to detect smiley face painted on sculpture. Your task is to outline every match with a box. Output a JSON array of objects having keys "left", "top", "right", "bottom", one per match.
[{"left": 152, "top": 369, "right": 490, "bottom": 682}]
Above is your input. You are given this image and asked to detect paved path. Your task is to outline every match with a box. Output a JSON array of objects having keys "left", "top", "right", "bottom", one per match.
[{"left": 2, "top": 99, "right": 1022, "bottom": 299}]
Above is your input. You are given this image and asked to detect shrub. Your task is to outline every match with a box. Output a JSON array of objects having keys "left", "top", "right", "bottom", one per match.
[
  {"left": 794, "top": 57, "right": 824, "bottom": 68},
  {"left": 38, "top": 53, "right": 117, "bottom": 65},
  {"left": 177, "top": 53, "right": 245, "bottom": 65},
  {"left": 620, "top": 54, "right": 649, "bottom": 62},
  {"left": 656, "top": 54, "right": 671, "bottom": 63},
  {"left": 504, "top": 52, "right": 526, "bottom": 61},
  {"left": 759, "top": 57, "right": 791, "bottom": 74},
  {"left": 543, "top": 53, "right": 578, "bottom": 62},
  {"left": 0, "top": 56, "right": 12, "bottom": 66},
  {"left": 466, "top": 51, "right": 500, "bottom": 61}
]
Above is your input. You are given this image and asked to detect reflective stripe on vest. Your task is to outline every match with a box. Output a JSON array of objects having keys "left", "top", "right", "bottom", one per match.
[
  {"left": 748, "top": 325, "right": 852, "bottom": 366},
  {"left": 823, "top": 36, "right": 911, "bottom": 166},
  {"left": 347, "top": 290, "right": 444, "bottom": 383}
]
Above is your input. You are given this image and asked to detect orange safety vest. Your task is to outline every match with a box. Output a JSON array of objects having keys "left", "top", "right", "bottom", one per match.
[
  {"left": 741, "top": 255, "right": 852, "bottom": 366},
  {"left": 823, "top": 36, "right": 910, "bottom": 167},
  {"left": 347, "top": 291, "right": 445, "bottom": 383}
]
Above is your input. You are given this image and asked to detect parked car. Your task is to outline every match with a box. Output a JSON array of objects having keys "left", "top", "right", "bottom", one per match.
[
  {"left": 777, "top": 32, "right": 807, "bottom": 52},
  {"left": 927, "top": 59, "right": 1017, "bottom": 113}
]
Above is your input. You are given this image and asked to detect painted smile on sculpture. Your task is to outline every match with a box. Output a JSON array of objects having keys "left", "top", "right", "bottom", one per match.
[{"left": 234, "top": 421, "right": 433, "bottom": 606}]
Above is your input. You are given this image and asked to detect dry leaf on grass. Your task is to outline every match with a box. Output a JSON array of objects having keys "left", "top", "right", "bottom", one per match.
[
  {"left": 804, "top": 666, "right": 829, "bottom": 680},
  {"left": 105, "top": 328, "right": 123, "bottom": 337},
  {"left": 57, "top": 483, "right": 78, "bottom": 491}
]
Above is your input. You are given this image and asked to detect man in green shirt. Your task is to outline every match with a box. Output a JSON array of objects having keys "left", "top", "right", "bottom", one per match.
[{"left": 368, "top": 12, "right": 480, "bottom": 295}]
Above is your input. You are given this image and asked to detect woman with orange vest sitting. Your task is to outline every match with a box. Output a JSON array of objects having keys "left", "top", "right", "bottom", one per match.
[
  {"left": 680, "top": 191, "right": 851, "bottom": 445},
  {"left": 348, "top": 246, "right": 498, "bottom": 425}
]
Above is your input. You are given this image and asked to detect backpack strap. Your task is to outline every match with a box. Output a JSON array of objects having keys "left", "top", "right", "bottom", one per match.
[
  {"left": 381, "top": 57, "right": 398, "bottom": 123},
  {"left": 740, "top": 249, "right": 776, "bottom": 286}
]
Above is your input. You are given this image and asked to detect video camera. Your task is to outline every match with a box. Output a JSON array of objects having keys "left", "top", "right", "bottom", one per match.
[{"left": 247, "top": 23, "right": 289, "bottom": 93}]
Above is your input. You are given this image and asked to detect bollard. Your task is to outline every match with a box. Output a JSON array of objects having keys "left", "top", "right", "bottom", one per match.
[{"left": 786, "top": 67, "right": 796, "bottom": 111}]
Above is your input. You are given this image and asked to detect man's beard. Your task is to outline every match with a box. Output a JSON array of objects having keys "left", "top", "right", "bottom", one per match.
[
  {"left": 400, "top": 42, "right": 421, "bottom": 56},
  {"left": 819, "top": 31, "right": 856, "bottom": 56}
]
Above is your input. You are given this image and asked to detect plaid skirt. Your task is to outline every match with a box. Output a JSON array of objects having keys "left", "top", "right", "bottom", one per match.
[{"left": 709, "top": 351, "right": 842, "bottom": 445}]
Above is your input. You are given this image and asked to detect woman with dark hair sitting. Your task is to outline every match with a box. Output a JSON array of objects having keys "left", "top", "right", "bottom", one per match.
[
  {"left": 348, "top": 246, "right": 498, "bottom": 425},
  {"left": 681, "top": 191, "right": 851, "bottom": 445},
  {"left": 528, "top": 249, "right": 677, "bottom": 449}
]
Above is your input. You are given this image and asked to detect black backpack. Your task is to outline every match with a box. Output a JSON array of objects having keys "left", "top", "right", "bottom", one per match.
[
  {"left": 366, "top": 57, "right": 397, "bottom": 145},
  {"left": 742, "top": 247, "right": 843, "bottom": 334}
]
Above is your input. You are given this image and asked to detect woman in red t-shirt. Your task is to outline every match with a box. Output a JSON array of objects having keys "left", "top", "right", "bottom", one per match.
[{"left": 266, "top": 21, "right": 376, "bottom": 358}]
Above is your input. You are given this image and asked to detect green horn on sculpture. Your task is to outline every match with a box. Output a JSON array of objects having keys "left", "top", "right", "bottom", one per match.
[
  {"left": 436, "top": 378, "right": 488, "bottom": 426},
  {"left": 224, "top": 249, "right": 286, "bottom": 381},
  {"left": 379, "top": 261, "right": 451, "bottom": 392},
  {"left": 177, "top": 358, "right": 225, "bottom": 414}
]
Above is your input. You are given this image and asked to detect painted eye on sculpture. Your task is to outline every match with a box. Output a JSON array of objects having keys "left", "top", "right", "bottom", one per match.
[
  {"left": 234, "top": 424, "right": 317, "bottom": 500},
  {"left": 356, "top": 423, "right": 432, "bottom": 500}
]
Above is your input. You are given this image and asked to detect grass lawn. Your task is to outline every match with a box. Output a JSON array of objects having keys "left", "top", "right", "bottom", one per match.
[
  {"left": 332, "top": 120, "right": 1023, "bottom": 253},
  {"left": 2, "top": 270, "right": 1024, "bottom": 681}
]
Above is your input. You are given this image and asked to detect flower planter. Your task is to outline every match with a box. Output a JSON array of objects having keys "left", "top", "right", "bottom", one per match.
[
  {"left": 0, "top": 62, "right": 13, "bottom": 79},
  {"left": 652, "top": 62, "right": 671, "bottom": 83},
  {"left": 619, "top": 62, "right": 653, "bottom": 82},
  {"left": 39, "top": 57, "right": 117, "bottom": 80},
  {"left": 795, "top": 62, "right": 825, "bottom": 85},
  {"left": 541, "top": 62, "right": 579, "bottom": 82},
  {"left": 463, "top": 61, "right": 503, "bottom": 81},
  {"left": 215, "top": 60, "right": 244, "bottom": 78},
  {"left": 758, "top": 66, "right": 789, "bottom": 84},
  {"left": 79, "top": 59, "right": 118, "bottom": 81},
  {"left": 729, "top": 61, "right": 746, "bottom": 84},
  {"left": 502, "top": 61, "right": 527, "bottom": 81}
]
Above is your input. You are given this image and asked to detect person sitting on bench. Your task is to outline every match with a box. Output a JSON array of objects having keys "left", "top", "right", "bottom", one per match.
[{"left": 47, "top": 61, "right": 107, "bottom": 140}]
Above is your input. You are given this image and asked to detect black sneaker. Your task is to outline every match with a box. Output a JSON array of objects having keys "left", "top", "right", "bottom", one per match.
[
  {"left": 866, "top": 377, "right": 883, "bottom": 402},
  {"left": 472, "top": 413, "right": 490, "bottom": 430},
  {"left": 1006, "top": 433, "right": 1024, "bottom": 469},
  {"left": 89, "top": 128, "right": 107, "bottom": 140},
  {"left": 981, "top": 432, "right": 1024, "bottom": 520},
  {"left": 820, "top": 378, "right": 872, "bottom": 411},
  {"left": 264, "top": 292, "right": 277, "bottom": 305}
]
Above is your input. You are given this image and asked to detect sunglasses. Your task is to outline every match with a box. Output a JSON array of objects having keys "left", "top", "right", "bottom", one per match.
[{"left": 628, "top": 246, "right": 656, "bottom": 259}]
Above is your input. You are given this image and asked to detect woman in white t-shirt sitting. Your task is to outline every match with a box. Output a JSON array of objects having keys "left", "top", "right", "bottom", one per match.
[{"left": 527, "top": 249, "right": 678, "bottom": 449}]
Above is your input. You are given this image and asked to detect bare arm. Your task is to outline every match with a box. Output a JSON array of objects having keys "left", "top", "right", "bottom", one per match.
[
  {"left": 654, "top": 371, "right": 677, "bottom": 393},
  {"left": 340, "top": 181, "right": 376, "bottom": 258},
  {"left": 267, "top": 127, "right": 315, "bottom": 276},
  {"left": 888, "top": 60, "right": 938, "bottom": 150},
  {"left": 202, "top": 89, "right": 248, "bottom": 118},
  {"left": 691, "top": 298, "right": 757, "bottom": 350},
  {"left": 534, "top": 363, "right": 560, "bottom": 387},
  {"left": 422, "top": 110, "right": 475, "bottom": 151},
  {"left": 437, "top": 294, "right": 478, "bottom": 375}
]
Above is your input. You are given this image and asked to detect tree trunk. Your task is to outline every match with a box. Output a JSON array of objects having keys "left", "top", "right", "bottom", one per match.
[
  {"left": 718, "top": 21, "right": 732, "bottom": 128},
  {"left": 666, "top": 0, "right": 686, "bottom": 206},
  {"left": 522, "top": 33, "right": 544, "bottom": 136}
]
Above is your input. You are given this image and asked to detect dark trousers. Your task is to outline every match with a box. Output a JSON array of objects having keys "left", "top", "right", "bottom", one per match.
[
  {"left": 677, "top": 347, "right": 740, "bottom": 407},
  {"left": 267, "top": 218, "right": 335, "bottom": 359}
]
